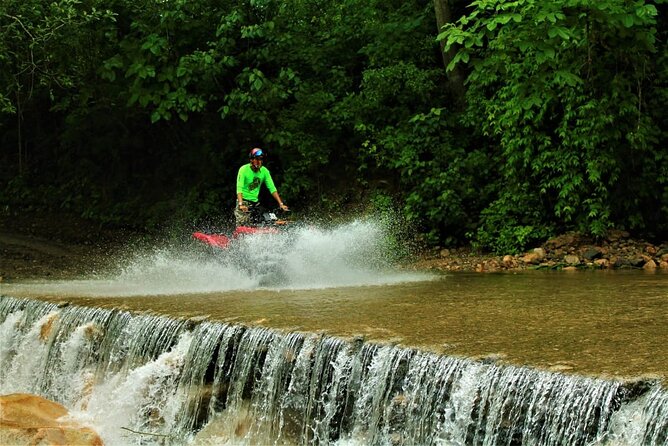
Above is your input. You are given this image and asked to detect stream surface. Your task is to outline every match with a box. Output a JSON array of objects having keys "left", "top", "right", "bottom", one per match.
[{"left": 3, "top": 270, "right": 667, "bottom": 380}]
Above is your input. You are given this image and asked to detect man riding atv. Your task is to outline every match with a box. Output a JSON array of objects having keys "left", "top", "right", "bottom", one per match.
[{"left": 235, "top": 148, "right": 289, "bottom": 226}]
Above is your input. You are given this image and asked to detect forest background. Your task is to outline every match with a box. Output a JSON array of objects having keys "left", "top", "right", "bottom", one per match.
[{"left": 1, "top": 0, "right": 666, "bottom": 254}]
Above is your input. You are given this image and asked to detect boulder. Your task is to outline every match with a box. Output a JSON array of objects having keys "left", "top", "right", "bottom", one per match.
[
  {"left": 502, "top": 255, "right": 516, "bottom": 268},
  {"left": 563, "top": 254, "right": 580, "bottom": 265},
  {"left": 532, "top": 247, "right": 546, "bottom": 260},
  {"left": 0, "top": 393, "right": 103, "bottom": 446},
  {"left": 521, "top": 252, "right": 542, "bottom": 265},
  {"left": 594, "top": 258, "right": 610, "bottom": 269},
  {"left": 582, "top": 248, "right": 603, "bottom": 261},
  {"left": 643, "top": 259, "right": 657, "bottom": 270}
]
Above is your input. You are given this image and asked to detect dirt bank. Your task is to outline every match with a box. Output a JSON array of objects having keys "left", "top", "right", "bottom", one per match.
[{"left": 0, "top": 209, "right": 139, "bottom": 281}]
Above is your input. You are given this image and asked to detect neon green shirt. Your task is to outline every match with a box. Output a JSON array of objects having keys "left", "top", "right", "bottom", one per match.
[{"left": 236, "top": 164, "right": 277, "bottom": 202}]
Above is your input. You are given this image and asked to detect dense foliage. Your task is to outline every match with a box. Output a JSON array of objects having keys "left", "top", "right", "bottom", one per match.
[
  {"left": 1, "top": 0, "right": 666, "bottom": 253},
  {"left": 440, "top": 0, "right": 668, "bottom": 252}
]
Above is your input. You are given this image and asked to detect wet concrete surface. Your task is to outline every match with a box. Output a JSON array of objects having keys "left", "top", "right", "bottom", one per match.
[{"left": 3, "top": 270, "right": 667, "bottom": 381}]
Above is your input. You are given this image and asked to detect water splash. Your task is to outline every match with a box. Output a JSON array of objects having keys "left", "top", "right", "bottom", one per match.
[
  {"left": 1, "top": 296, "right": 666, "bottom": 446},
  {"left": 602, "top": 385, "right": 668, "bottom": 445},
  {"left": 2, "top": 220, "right": 432, "bottom": 296}
]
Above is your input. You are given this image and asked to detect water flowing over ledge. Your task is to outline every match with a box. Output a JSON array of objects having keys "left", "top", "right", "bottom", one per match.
[{"left": 1, "top": 295, "right": 666, "bottom": 445}]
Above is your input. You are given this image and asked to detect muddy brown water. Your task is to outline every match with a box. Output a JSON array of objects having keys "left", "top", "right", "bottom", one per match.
[{"left": 2, "top": 270, "right": 667, "bottom": 380}]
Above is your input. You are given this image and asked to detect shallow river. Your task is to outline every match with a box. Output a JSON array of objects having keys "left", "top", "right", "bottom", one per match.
[{"left": 4, "top": 270, "right": 667, "bottom": 380}]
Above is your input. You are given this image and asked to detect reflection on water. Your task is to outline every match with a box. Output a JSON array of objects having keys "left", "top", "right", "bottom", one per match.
[{"left": 3, "top": 271, "right": 667, "bottom": 379}]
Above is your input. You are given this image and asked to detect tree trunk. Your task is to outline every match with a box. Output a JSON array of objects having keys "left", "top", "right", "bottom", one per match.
[
  {"left": 434, "top": 0, "right": 465, "bottom": 108},
  {"left": 16, "top": 90, "right": 23, "bottom": 175}
]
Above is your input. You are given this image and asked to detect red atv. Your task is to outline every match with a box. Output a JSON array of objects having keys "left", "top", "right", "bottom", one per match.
[
  {"left": 193, "top": 206, "right": 289, "bottom": 249},
  {"left": 192, "top": 205, "right": 291, "bottom": 285}
]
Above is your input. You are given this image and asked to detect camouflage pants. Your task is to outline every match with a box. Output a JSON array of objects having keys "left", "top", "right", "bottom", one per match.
[{"left": 234, "top": 200, "right": 257, "bottom": 226}]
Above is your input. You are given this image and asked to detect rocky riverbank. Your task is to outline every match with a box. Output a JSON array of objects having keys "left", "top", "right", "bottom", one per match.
[{"left": 413, "top": 230, "right": 668, "bottom": 273}]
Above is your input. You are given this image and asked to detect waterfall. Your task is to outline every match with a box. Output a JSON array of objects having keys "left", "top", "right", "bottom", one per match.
[{"left": 1, "top": 295, "right": 666, "bottom": 445}]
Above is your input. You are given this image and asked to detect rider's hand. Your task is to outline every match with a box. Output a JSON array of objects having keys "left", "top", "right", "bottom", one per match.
[
  {"left": 279, "top": 203, "right": 289, "bottom": 211},
  {"left": 239, "top": 204, "right": 249, "bottom": 212}
]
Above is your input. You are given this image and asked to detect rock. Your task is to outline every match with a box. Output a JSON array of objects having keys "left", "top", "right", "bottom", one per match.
[
  {"left": 439, "top": 248, "right": 450, "bottom": 257},
  {"left": 532, "top": 247, "right": 546, "bottom": 260},
  {"left": 520, "top": 252, "right": 539, "bottom": 265},
  {"left": 621, "top": 377, "right": 659, "bottom": 399},
  {"left": 502, "top": 255, "right": 516, "bottom": 268},
  {"left": 582, "top": 248, "right": 603, "bottom": 261},
  {"left": 0, "top": 393, "right": 103, "bottom": 446},
  {"left": 40, "top": 314, "right": 59, "bottom": 341},
  {"left": 660, "top": 261, "right": 668, "bottom": 270},
  {"left": 563, "top": 254, "right": 580, "bottom": 265},
  {"left": 608, "top": 229, "right": 630, "bottom": 241},
  {"left": 645, "top": 245, "right": 657, "bottom": 255},
  {"left": 547, "top": 362, "right": 575, "bottom": 373},
  {"left": 485, "top": 259, "right": 500, "bottom": 272},
  {"left": 479, "top": 353, "right": 507, "bottom": 364},
  {"left": 545, "top": 233, "right": 578, "bottom": 249},
  {"left": 594, "top": 258, "right": 610, "bottom": 269},
  {"left": 552, "top": 248, "right": 565, "bottom": 258},
  {"left": 630, "top": 258, "right": 646, "bottom": 268},
  {"left": 185, "top": 315, "right": 210, "bottom": 330},
  {"left": 614, "top": 257, "right": 630, "bottom": 268},
  {"left": 521, "top": 252, "right": 542, "bottom": 265},
  {"left": 643, "top": 259, "right": 657, "bottom": 270}
]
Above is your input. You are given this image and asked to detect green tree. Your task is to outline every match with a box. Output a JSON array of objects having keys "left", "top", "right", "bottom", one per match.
[
  {"left": 440, "top": 0, "right": 667, "bottom": 252},
  {"left": 0, "top": 0, "right": 113, "bottom": 173}
]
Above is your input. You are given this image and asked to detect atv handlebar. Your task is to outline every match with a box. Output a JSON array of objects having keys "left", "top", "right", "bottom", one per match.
[{"left": 245, "top": 204, "right": 291, "bottom": 226}]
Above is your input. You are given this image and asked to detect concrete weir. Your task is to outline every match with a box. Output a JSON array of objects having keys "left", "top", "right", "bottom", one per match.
[{"left": 1, "top": 295, "right": 667, "bottom": 445}]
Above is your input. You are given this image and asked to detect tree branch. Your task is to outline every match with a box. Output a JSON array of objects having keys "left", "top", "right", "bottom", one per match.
[{"left": 120, "top": 426, "right": 172, "bottom": 438}]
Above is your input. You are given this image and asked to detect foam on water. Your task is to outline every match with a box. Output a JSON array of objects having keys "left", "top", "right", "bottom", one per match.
[{"left": 3, "top": 219, "right": 433, "bottom": 296}]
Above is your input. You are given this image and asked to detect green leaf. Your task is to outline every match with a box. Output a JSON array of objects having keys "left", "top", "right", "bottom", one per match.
[
  {"left": 497, "top": 15, "right": 512, "bottom": 25},
  {"left": 555, "top": 70, "right": 583, "bottom": 86},
  {"left": 548, "top": 26, "right": 570, "bottom": 40},
  {"left": 622, "top": 14, "right": 634, "bottom": 28}
]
